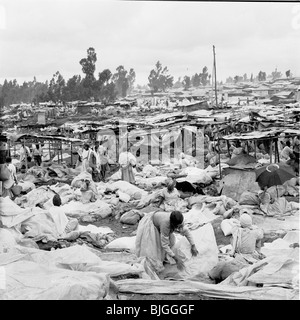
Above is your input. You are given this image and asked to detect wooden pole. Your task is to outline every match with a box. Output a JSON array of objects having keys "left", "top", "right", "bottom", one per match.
[
  {"left": 269, "top": 139, "right": 273, "bottom": 164},
  {"left": 274, "top": 138, "right": 279, "bottom": 163},
  {"left": 23, "top": 138, "right": 28, "bottom": 171},
  {"left": 70, "top": 142, "right": 73, "bottom": 167},
  {"left": 60, "top": 140, "right": 63, "bottom": 164},
  {"left": 48, "top": 140, "right": 51, "bottom": 163},
  {"left": 227, "top": 140, "right": 231, "bottom": 158},
  {"left": 217, "top": 136, "right": 222, "bottom": 179}
]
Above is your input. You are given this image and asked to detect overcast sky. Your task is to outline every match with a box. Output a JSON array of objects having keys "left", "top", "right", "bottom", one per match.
[{"left": 0, "top": 0, "right": 299, "bottom": 86}]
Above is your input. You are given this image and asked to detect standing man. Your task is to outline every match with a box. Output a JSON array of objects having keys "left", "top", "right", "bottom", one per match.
[
  {"left": 32, "top": 143, "right": 43, "bottom": 166},
  {"left": 81, "top": 143, "right": 97, "bottom": 173},
  {"left": 19, "top": 142, "right": 31, "bottom": 169}
]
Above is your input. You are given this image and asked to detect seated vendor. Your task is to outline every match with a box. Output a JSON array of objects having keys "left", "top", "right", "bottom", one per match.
[
  {"left": 48, "top": 194, "right": 78, "bottom": 237},
  {"left": 154, "top": 178, "right": 188, "bottom": 212}
]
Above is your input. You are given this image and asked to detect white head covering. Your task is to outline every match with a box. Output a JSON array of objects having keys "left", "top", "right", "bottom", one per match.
[{"left": 240, "top": 213, "right": 252, "bottom": 228}]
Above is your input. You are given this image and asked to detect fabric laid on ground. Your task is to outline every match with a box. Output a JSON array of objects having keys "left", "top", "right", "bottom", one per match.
[
  {"left": 17, "top": 181, "right": 36, "bottom": 192},
  {"left": 183, "top": 203, "right": 219, "bottom": 230},
  {"left": 260, "top": 197, "right": 299, "bottom": 217},
  {"left": 135, "top": 176, "right": 167, "bottom": 189},
  {"left": 21, "top": 210, "right": 62, "bottom": 242},
  {"left": 0, "top": 205, "right": 41, "bottom": 228},
  {"left": 176, "top": 167, "right": 213, "bottom": 185},
  {"left": 108, "top": 181, "right": 147, "bottom": 198},
  {"left": 221, "top": 249, "right": 299, "bottom": 291},
  {"left": 261, "top": 231, "right": 299, "bottom": 258},
  {"left": 0, "top": 228, "right": 17, "bottom": 254},
  {"left": 78, "top": 225, "right": 114, "bottom": 235},
  {"left": 104, "top": 236, "right": 137, "bottom": 252},
  {"left": 252, "top": 206, "right": 299, "bottom": 235},
  {"left": 188, "top": 195, "right": 237, "bottom": 216},
  {"left": 0, "top": 260, "right": 111, "bottom": 300},
  {"left": 114, "top": 278, "right": 297, "bottom": 300},
  {"left": 61, "top": 199, "right": 112, "bottom": 218},
  {"left": 17, "top": 186, "right": 56, "bottom": 208}
]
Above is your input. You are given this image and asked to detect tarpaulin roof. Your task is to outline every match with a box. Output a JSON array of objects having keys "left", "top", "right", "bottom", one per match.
[{"left": 222, "top": 129, "right": 282, "bottom": 141}]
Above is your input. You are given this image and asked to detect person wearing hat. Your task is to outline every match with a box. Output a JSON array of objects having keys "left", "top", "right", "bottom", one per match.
[
  {"left": 229, "top": 213, "right": 264, "bottom": 261},
  {"left": 135, "top": 210, "right": 198, "bottom": 272}
]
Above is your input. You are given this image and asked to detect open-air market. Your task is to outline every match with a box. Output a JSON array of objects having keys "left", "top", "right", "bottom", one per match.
[{"left": 0, "top": 1, "right": 299, "bottom": 302}]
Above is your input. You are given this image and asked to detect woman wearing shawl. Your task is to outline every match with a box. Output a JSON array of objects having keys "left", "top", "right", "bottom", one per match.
[
  {"left": 118, "top": 145, "right": 136, "bottom": 184},
  {"left": 135, "top": 210, "right": 198, "bottom": 272},
  {"left": 155, "top": 178, "right": 188, "bottom": 212}
]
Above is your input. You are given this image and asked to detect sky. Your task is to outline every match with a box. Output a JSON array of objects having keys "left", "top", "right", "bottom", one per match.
[{"left": 0, "top": 0, "right": 300, "bottom": 86}]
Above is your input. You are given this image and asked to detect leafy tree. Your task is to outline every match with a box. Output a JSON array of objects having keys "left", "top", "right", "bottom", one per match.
[
  {"left": 285, "top": 70, "right": 291, "bottom": 78},
  {"left": 183, "top": 76, "right": 191, "bottom": 90},
  {"left": 271, "top": 68, "right": 282, "bottom": 80},
  {"left": 199, "top": 66, "right": 209, "bottom": 86},
  {"left": 191, "top": 73, "right": 201, "bottom": 87},
  {"left": 148, "top": 61, "right": 174, "bottom": 93},
  {"left": 99, "top": 69, "right": 112, "bottom": 86},
  {"left": 234, "top": 75, "right": 243, "bottom": 83},
  {"left": 127, "top": 68, "right": 136, "bottom": 95},
  {"left": 173, "top": 77, "right": 183, "bottom": 89},
  {"left": 63, "top": 75, "right": 82, "bottom": 101},
  {"left": 95, "top": 69, "right": 117, "bottom": 103},
  {"left": 79, "top": 47, "right": 97, "bottom": 81},
  {"left": 113, "top": 65, "right": 129, "bottom": 98},
  {"left": 243, "top": 73, "right": 248, "bottom": 81},
  {"left": 258, "top": 71, "right": 266, "bottom": 82},
  {"left": 47, "top": 71, "right": 66, "bottom": 102}
]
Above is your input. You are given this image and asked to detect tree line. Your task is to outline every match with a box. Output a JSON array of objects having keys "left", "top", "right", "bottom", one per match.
[
  {"left": 226, "top": 68, "right": 293, "bottom": 84},
  {"left": 0, "top": 46, "right": 213, "bottom": 107},
  {"left": 0, "top": 47, "right": 136, "bottom": 108}
]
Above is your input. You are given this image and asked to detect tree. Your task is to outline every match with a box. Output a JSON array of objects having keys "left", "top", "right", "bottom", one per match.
[
  {"left": 99, "top": 69, "right": 112, "bottom": 86},
  {"left": 47, "top": 71, "right": 66, "bottom": 102},
  {"left": 127, "top": 68, "right": 136, "bottom": 95},
  {"left": 258, "top": 71, "right": 266, "bottom": 82},
  {"left": 250, "top": 73, "right": 253, "bottom": 82},
  {"left": 113, "top": 65, "right": 129, "bottom": 98},
  {"left": 191, "top": 73, "right": 201, "bottom": 87},
  {"left": 285, "top": 70, "right": 291, "bottom": 78},
  {"left": 183, "top": 76, "right": 191, "bottom": 90},
  {"left": 199, "top": 66, "right": 209, "bottom": 86},
  {"left": 173, "top": 77, "right": 183, "bottom": 89},
  {"left": 79, "top": 47, "right": 97, "bottom": 81},
  {"left": 226, "top": 76, "right": 234, "bottom": 84},
  {"left": 63, "top": 75, "right": 82, "bottom": 101},
  {"left": 271, "top": 68, "right": 282, "bottom": 80},
  {"left": 148, "top": 61, "right": 174, "bottom": 93},
  {"left": 243, "top": 73, "right": 248, "bottom": 82}
]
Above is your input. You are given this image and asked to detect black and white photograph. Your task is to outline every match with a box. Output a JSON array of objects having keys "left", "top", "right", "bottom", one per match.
[{"left": 0, "top": 0, "right": 299, "bottom": 304}]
